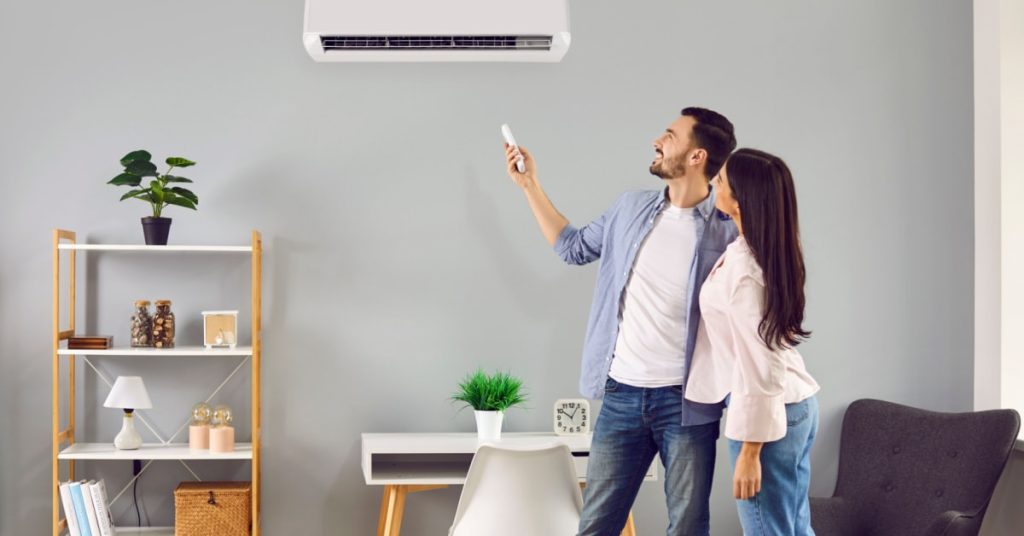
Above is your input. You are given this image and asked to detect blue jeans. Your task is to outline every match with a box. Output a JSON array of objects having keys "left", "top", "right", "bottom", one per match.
[
  {"left": 728, "top": 396, "right": 819, "bottom": 536},
  {"left": 578, "top": 378, "right": 719, "bottom": 536}
]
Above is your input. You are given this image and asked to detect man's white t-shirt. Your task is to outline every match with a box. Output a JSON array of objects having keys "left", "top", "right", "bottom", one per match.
[{"left": 608, "top": 204, "right": 698, "bottom": 388}]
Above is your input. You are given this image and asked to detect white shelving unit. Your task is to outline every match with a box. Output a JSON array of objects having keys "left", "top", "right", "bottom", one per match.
[{"left": 51, "top": 230, "right": 263, "bottom": 536}]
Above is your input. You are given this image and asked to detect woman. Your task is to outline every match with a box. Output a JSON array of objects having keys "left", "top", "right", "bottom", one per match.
[{"left": 685, "top": 148, "right": 820, "bottom": 535}]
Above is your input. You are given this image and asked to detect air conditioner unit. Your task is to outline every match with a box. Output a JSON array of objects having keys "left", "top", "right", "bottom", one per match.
[{"left": 303, "top": 0, "right": 571, "bottom": 63}]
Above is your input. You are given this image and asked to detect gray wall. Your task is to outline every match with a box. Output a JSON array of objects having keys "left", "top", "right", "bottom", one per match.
[{"left": 0, "top": 0, "right": 974, "bottom": 534}]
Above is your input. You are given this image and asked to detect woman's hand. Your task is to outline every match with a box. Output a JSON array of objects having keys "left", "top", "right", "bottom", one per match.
[{"left": 734, "top": 442, "right": 763, "bottom": 500}]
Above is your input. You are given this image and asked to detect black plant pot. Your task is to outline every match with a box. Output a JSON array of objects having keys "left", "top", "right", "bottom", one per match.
[{"left": 141, "top": 217, "right": 172, "bottom": 245}]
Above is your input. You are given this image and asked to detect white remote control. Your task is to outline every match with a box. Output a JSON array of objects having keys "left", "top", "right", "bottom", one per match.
[{"left": 501, "top": 124, "right": 526, "bottom": 173}]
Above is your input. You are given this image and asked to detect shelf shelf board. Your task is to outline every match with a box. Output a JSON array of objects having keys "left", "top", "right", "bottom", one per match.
[
  {"left": 59, "top": 443, "right": 253, "bottom": 461},
  {"left": 114, "top": 527, "right": 174, "bottom": 535},
  {"left": 58, "top": 244, "right": 252, "bottom": 253},
  {"left": 58, "top": 345, "right": 252, "bottom": 357}
]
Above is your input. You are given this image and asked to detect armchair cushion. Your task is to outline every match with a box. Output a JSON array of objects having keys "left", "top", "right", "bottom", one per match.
[{"left": 808, "top": 497, "right": 862, "bottom": 536}]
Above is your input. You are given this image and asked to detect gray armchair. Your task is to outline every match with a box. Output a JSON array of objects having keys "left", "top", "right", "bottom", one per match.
[{"left": 811, "top": 399, "right": 1020, "bottom": 536}]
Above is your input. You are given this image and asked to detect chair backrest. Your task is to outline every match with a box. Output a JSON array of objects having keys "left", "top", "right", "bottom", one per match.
[
  {"left": 449, "top": 443, "right": 583, "bottom": 536},
  {"left": 832, "top": 399, "right": 1020, "bottom": 535}
]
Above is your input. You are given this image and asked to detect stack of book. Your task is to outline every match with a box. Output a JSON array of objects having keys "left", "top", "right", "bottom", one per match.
[
  {"left": 67, "top": 336, "right": 113, "bottom": 350},
  {"left": 58, "top": 480, "right": 115, "bottom": 536}
]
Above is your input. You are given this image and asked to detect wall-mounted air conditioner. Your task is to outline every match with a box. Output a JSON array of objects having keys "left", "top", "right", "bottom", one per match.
[{"left": 303, "top": 0, "right": 571, "bottom": 62}]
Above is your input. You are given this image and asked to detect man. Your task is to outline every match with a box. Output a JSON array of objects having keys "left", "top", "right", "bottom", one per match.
[{"left": 503, "top": 108, "right": 738, "bottom": 536}]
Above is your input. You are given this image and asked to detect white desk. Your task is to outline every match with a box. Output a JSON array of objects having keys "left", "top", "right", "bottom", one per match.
[{"left": 361, "top": 432, "right": 657, "bottom": 536}]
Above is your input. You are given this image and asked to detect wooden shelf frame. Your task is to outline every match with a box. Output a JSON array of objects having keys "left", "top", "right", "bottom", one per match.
[{"left": 51, "top": 229, "right": 263, "bottom": 536}]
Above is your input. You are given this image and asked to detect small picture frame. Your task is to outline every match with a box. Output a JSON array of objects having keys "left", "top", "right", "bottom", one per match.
[{"left": 202, "top": 310, "right": 239, "bottom": 349}]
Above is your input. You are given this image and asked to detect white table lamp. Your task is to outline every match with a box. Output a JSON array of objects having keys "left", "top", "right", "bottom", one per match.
[{"left": 103, "top": 376, "right": 152, "bottom": 450}]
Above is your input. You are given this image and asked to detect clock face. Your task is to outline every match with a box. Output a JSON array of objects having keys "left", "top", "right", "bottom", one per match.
[{"left": 553, "top": 398, "right": 590, "bottom": 435}]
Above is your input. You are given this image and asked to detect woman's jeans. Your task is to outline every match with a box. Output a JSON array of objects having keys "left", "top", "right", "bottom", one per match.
[
  {"left": 728, "top": 396, "right": 819, "bottom": 536},
  {"left": 577, "top": 378, "right": 719, "bottom": 536}
]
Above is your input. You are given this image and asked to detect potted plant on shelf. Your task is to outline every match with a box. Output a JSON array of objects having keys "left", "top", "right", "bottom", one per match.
[
  {"left": 108, "top": 150, "right": 199, "bottom": 245},
  {"left": 451, "top": 369, "right": 527, "bottom": 441}
]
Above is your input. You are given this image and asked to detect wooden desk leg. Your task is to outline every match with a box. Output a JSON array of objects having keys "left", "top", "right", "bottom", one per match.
[
  {"left": 580, "top": 482, "right": 637, "bottom": 536},
  {"left": 391, "top": 486, "right": 409, "bottom": 535},
  {"left": 377, "top": 485, "right": 449, "bottom": 536},
  {"left": 622, "top": 511, "right": 636, "bottom": 536},
  {"left": 377, "top": 485, "right": 398, "bottom": 536}
]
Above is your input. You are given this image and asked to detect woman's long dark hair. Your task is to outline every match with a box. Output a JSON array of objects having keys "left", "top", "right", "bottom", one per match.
[{"left": 725, "top": 148, "right": 810, "bottom": 350}]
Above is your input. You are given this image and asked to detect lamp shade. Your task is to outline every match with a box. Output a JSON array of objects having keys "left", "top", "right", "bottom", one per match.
[{"left": 103, "top": 376, "right": 152, "bottom": 409}]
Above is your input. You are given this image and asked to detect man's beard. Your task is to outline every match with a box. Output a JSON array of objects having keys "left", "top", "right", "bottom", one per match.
[{"left": 649, "top": 155, "right": 687, "bottom": 180}]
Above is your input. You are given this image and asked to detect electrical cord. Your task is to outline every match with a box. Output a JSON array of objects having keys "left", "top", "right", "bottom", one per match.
[{"left": 132, "top": 459, "right": 142, "bottom": 527}]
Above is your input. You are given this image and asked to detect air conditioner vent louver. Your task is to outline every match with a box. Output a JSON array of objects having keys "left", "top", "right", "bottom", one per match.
[{"left": 320, "top": 35, "right": 553, "bottom": 51}]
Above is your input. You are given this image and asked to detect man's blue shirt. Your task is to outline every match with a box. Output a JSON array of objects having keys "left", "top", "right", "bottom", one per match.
[{"left": 554, "top": 187, "right": 738, "bottom": 425}]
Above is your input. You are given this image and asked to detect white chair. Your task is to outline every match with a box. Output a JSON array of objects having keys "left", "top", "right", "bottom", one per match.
[{"left": 449, "top": 443, "right": 584, "bottom": 536}]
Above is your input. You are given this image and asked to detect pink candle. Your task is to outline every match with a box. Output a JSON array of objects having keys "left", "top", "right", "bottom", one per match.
[
  {"left": 189, "top": 424, "right": 210, "bottom": 450},
  {"left": 209, "top": 426, "right": 235, "bottom": 453}
]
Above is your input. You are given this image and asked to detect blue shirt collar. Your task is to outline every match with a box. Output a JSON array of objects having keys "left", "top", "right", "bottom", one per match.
[{"left": 657, "top": 185, "right": 718, "bottom": 221}]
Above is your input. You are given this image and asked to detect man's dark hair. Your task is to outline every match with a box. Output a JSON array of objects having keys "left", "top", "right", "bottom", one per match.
[{"left": 681, "top": 107, "right": 737, "bottom": 179}]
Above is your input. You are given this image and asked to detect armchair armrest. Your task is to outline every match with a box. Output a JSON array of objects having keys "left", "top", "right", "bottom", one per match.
[{"left": 925, "top": 509, "right": 983, "bottom": 536}]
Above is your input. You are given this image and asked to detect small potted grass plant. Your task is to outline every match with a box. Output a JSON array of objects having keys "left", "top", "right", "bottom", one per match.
[{"left": 451, "top": 369, "right": 527, "bottom": 441}]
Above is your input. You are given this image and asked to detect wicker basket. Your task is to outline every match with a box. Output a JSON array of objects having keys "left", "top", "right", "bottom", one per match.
[{"left": 174, "top": 481, "right": 251, "bottom": 536}]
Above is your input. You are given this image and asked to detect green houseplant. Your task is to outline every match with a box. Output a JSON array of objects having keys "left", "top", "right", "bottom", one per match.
[
  {"left": 451, "top": 369, "right": 527, "bottom": 441},
  {"left": 108, "top": 150, "right": 199, "bottom": 245}
]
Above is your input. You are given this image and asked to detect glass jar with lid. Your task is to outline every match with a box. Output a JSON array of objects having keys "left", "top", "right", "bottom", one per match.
[
  {"left": 130, "top": 300, "right": 153, "bottom": 348},
  {"left": 152, "top": 299, "right": 175, "bottom": 348}
]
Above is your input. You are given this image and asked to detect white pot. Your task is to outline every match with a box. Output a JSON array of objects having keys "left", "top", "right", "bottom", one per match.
[{"left": 474, "top": 410, "right": 504, "bottom": 442}]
